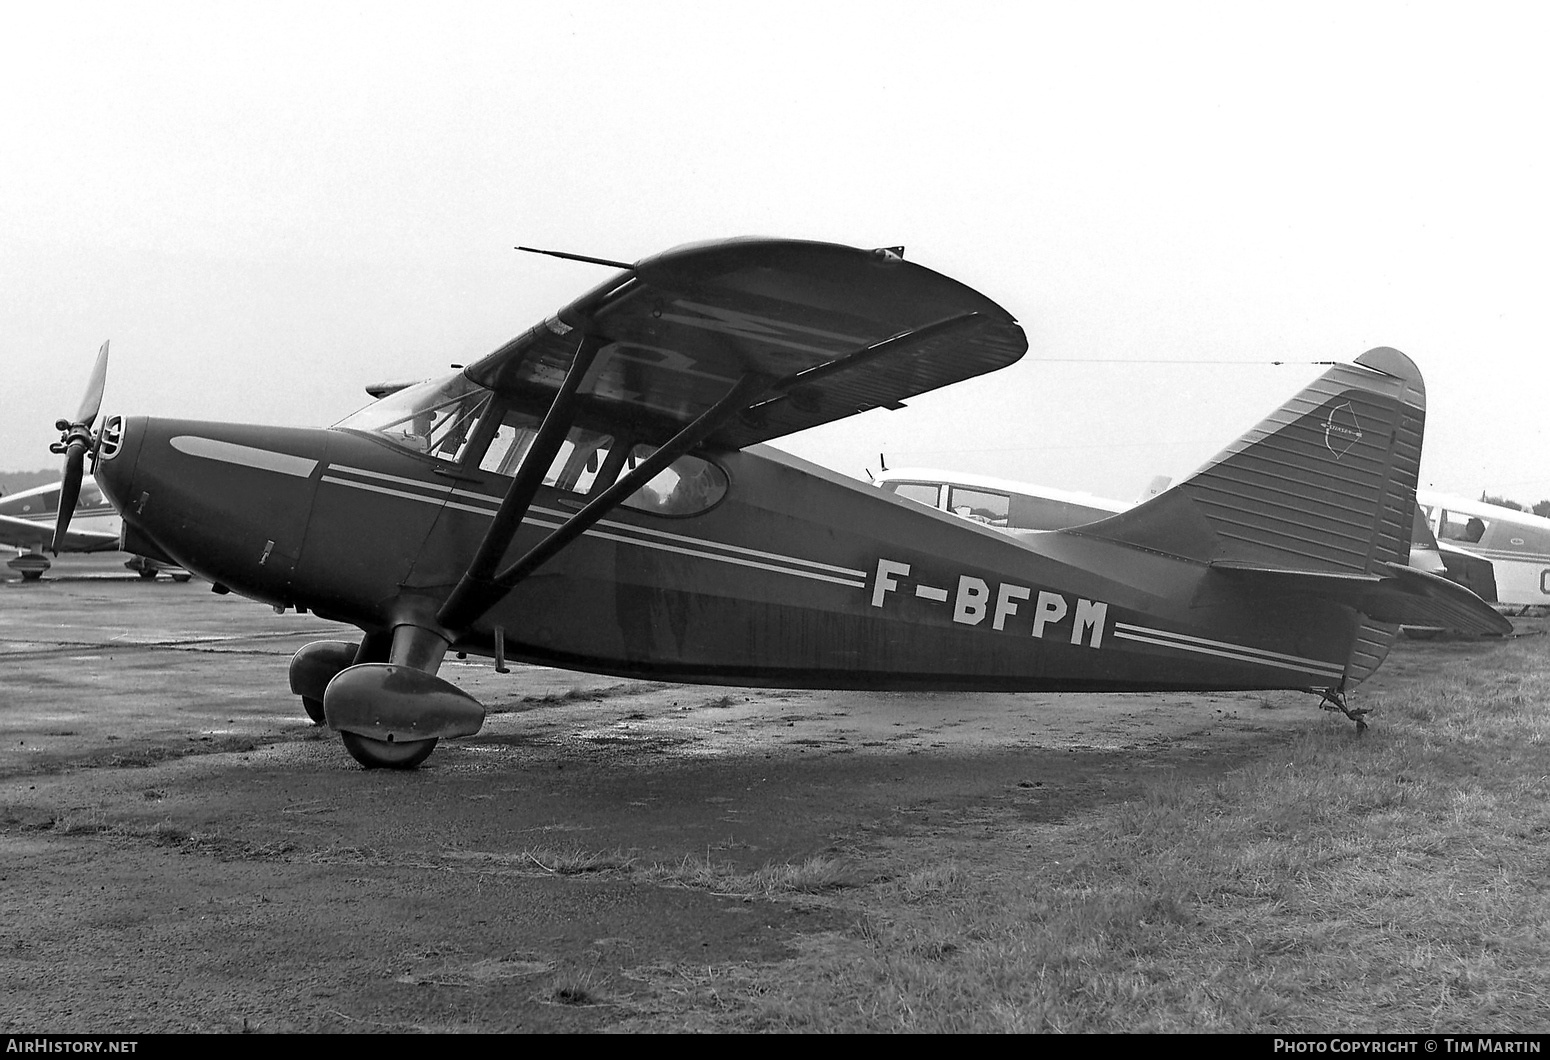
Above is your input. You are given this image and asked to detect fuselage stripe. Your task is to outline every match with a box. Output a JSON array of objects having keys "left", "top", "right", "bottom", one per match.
[
  {"left": 1114, "top": 621, "right": 1344, "bottom": 672},
  {"left": 320, "top": 475, "right": 444, "bottom": 508},
  {"left": 1111, "top": 628, "right": 1345, "bottom": 679},
  {"left": 331, "top": 464, "right": 453, "bottom": 493}
]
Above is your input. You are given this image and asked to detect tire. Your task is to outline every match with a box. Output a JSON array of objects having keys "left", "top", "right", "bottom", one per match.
[
  {"left": 301, "top": 696, "right": 327, "bottom": 726},
  {"left": 340, "top": 731, "right": 437, "bottom": 770}
]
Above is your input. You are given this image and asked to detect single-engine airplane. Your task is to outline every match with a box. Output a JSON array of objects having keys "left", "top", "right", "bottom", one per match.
[
  {"left": 49, "top": 238, "right": 1509, "bottom": 769},
  {"left": 0, "top": 472, "right": 191, "bottom": 582},
  {"left": 1415, "top": 490, "right": 1550, "bottom": 610}
]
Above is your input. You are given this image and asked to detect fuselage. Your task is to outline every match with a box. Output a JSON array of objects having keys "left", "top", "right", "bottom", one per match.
[{"left": 91, "top": 374, "right": 1365, "bottom": 695}]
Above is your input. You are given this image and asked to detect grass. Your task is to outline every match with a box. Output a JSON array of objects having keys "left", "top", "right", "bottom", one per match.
[
  {"left": 641, "top": 853, "right": 858, "bottom": 898},
  {"left": 22, "top": 631, "right": 1550, "bottom": 1031},
  {"left": 601, "top": 633, "right": 1550, "bottom": 1032}
]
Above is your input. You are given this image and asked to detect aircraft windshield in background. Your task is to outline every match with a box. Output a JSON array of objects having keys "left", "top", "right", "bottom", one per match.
[{"left": 46, "top": 238, "right": 1509, "bottom": 770}]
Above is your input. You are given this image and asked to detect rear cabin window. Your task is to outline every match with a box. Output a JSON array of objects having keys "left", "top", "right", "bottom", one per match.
[
  {"left": 948, "top": 486, "right": 1011, "bottom": 526},
  {"left": 618, "top": 445, "right": 728, "bottom": 516}
]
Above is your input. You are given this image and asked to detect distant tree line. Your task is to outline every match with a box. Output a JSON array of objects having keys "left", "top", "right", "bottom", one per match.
[
  {"left": 0, "top": 469, "right": 57, "bottom": 497},
  {"left": 1482, "top": 493, "right": 1550, "bottom": 519}
]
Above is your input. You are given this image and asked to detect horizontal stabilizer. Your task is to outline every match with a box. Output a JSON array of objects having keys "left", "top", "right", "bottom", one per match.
[{"left": 1212, "top": 561, "right": 1512, "bottom": 636}]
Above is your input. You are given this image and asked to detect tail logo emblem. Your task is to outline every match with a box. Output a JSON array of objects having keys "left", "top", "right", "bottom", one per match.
[{"left": 1322, "top": 401, "right": 1363, "bottom": 459}]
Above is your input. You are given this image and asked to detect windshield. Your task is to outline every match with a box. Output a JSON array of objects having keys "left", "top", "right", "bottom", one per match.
[{"left": 334, "top": 373, "right": 490, "bottom": 461}]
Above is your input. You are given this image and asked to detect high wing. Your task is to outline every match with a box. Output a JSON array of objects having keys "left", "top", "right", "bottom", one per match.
[
  {"left": 0, "top": 513, "right": 117, "bottom": 553},
  {"left": 465, "top": 238, "right": 1028, "bottom": 448}
]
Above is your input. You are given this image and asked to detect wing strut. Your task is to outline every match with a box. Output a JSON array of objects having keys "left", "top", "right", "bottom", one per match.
[
  {"left": 488, "top": 372, "right": 771, "bottom": 593},
  {"left": 436, "top": 369, "right": 771, "bottom": 632},
  {"left": 437, "top": 364, "right": 775, "bottom": 629},
  {"left": 437, "top": 335, "right": 603, "bottom": 630}
]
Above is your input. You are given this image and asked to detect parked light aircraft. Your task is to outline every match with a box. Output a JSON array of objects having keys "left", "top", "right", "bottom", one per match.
[
  {"left": 0, "top": 474, "right": 190, "bottom": 581},
  {"left": 876, "top": 470, "right": 1451, "bottom": 580},
  {"left": 1415, "top": 490, "right": 1550, "bottom": 609},
  {"left": 47, "top": 238, "right": 1508, "bottom": 769}
]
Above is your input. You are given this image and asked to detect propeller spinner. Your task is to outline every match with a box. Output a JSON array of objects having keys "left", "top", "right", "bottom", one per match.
[{"left": 49, "top": 341, "right": 110, "bottom": 553}]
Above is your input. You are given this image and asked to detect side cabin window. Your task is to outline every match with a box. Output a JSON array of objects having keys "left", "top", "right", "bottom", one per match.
[
  {"left": 478, "top": 410, "right": 615, "bottom": 494},
  {"left": 618, "top": 445, "right": 728, "bottom": 516},
  {"left": 1439, "top": 510, "right": 1488, "bottom": 544},
  {"left": 477, "top": 411, "right": 725, "bottom": 516},
  {"left": 334, "top": 373, "right": 490, "bottom": 463},
  {"left": 947, "top": 486, "right": 1010, "bottom": 527}
]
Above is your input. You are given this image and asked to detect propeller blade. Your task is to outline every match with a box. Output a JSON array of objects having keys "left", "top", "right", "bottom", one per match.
[
  {"left": 51, "top": 340, "right": 111, "bottom": 553},
  {"left": 52, "top": 443, "right": 86, "bottom": 553},
  {"left": 75, "top": 340, "right": 110, "bottom": 428}
]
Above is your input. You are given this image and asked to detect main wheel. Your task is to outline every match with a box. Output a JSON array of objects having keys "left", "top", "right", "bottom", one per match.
[
  {"left": 137, "top": 568, "right": 157, "bottom": 581},
  {"left": 301, "top": 696, "right": 327, "bottom": 726},
  {"left": 171, "top": 573, "right": 192, "bottom": 583},
  {"left": 340, "top": 731, "right": 437, "bottom": 770}
]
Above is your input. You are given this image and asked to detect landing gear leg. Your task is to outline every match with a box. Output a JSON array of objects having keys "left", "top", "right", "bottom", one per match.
[
  {"left": 1318, "top": 688, "right": 1369, "bottom": 732},
  {"left": 355, "top": 629, "right": 392, "bottom": 665},
  {"left": 335, "top": 619, "right": 452, "bottom": 770}
]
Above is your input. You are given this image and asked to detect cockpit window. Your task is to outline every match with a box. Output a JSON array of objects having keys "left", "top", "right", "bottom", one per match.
[
  {"left": 887, "top": 482, "right": 943, "bottom": 508},
  {"left": 334, "top": 373, "right": 490, "bottom": 462}
]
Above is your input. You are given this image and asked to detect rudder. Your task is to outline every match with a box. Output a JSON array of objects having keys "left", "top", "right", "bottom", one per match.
[{"left": 1075, "top": 347, "right": 1424, "bottom": 577}]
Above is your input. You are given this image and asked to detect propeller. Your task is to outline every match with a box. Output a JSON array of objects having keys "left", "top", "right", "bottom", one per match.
[{"left": 49, "top": 341, "right": 110, "bottom": 553}]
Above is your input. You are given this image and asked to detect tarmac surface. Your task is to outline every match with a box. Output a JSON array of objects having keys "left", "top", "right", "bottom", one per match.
[{"left": 1, "top": 552, "right": 1329, "bottom": 1032}]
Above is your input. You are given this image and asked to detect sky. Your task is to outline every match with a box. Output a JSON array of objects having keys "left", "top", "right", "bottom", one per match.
[{"left": 4, "top": 1, "right": 1548, "bottom": 505}]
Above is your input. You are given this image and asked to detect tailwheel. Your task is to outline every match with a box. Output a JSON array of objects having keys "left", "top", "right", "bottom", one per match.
[
  {"left": 340, "top": 731, "right": 437, "bottom": 770},
  {"left": 301, "top": 696, "right": 327, "bottom": 726},
  {"left": 1318, "top": 688, "right": 1369, "bottom": 732}
]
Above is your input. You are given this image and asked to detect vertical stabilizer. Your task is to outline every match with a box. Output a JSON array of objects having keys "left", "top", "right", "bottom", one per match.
[{"left": 1075, "top": 347, "right": 1424, "bottom": 576}]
